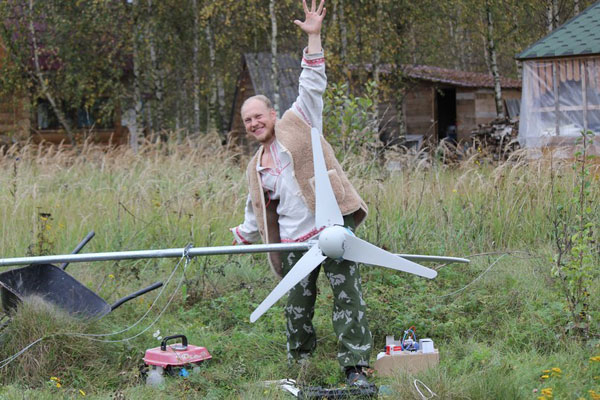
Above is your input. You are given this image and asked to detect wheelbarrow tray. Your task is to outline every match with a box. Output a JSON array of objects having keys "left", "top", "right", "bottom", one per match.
[{"left": 0, "top": 263, "right": 158, "bottom": 319}]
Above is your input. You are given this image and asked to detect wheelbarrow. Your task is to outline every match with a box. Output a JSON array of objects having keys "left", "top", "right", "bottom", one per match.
[{"left": 0, "top": 231, "right": 163, "bottom": 319}]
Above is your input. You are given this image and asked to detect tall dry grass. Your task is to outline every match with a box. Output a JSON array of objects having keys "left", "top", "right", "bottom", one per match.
[{"left": 0, "top": 140, "right": 598, "bottom": 398}]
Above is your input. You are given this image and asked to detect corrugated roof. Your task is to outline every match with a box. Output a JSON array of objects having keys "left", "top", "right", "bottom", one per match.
[
  {"left": 351, "top": 64, "right": 521, "bottom": 89},
  {"left": 243, "top": 52, "right": 301, "bottom": 113},
  {"left": 516, "top": 1, "right": 600, "bottom": 60}
]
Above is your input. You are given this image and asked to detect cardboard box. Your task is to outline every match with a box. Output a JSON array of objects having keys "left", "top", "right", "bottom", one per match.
[{"left": 374, "top": 350, "right": 439, "bottom": 376}]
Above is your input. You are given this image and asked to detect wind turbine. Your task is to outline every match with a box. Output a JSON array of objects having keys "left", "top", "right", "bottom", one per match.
[
  {"left": 249, "top": 128, "right": 438, "bottom": 322},
  {"left": 0, "top": 128, "right": 468, "bottom": 322}
]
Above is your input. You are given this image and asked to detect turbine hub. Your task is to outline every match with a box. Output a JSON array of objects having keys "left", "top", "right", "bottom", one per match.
[{"left": 318, "top": 225, "right": 349, "bottom": 259}]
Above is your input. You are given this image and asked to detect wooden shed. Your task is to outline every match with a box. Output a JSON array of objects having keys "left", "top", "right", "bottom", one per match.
[
  {"left": 516, "top": 1, "right": 600, "bottom": 156},
  {"left": 229, "top": 52, "right": 302, "bottom": 150},
  {"left": 356, "top": 64, "right": 522, "bottom": 145}
]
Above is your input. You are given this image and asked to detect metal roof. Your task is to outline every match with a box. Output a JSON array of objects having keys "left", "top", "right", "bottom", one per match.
[
  {"left": 516, "top": 1, "right": 600, "bottom": 60},
  {"left": 350, "top": 64, "right": 521, "bottom": 89},
  {"left": 400, "top": 65, "right": 521, "bottom": 89}
]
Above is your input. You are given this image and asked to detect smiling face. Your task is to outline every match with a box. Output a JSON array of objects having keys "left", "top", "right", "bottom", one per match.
[{"left": 241, "top": 97, "right": 277, "bottom": 144}]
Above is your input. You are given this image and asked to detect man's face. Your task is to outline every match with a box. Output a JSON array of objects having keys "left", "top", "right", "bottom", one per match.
[{"left": 241, "top": 99, "right": 277, "bottom": 144}]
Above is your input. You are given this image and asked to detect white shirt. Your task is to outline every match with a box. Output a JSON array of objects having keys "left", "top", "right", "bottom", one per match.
[{"left": 231, "top": 49, "right": 326, "bottom": 244}]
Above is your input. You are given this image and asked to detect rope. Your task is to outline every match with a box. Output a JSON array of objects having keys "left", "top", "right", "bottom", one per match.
[{"left": 0, "top": 245, "right": 194, "bottom": 369}]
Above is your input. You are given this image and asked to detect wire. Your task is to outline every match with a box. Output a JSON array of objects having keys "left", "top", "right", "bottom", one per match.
[
  {"left": 76, "top": 249, "right": 189, "bottom": 338},
  {"left": 438, "top": 254, "right": 507, "bottom": 298},
  {"left": 414, "top": 379, "right": 437, "bottom": 399}
]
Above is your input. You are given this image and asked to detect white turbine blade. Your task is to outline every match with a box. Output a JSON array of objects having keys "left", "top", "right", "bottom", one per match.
[
  {"left": 250, "top": 245, "right": 326, "bottom": 323},
  {"left": 310, "top": 127, "right": 344, "bottom": 228},
  {"left": 342, "top": 234, "right": 437, "bottom": 279},
  {"left": 395, "top": 254, "right": 470, "bottom": 264}
]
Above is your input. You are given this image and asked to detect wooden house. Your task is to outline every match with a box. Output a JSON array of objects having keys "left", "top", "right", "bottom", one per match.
[
  {"left": 0, "top": 37, "right": 127, "bottom": 146},
  {"left": 516, "top": 1, "right": 600, "bottom": 156},
  {"left": 230, "top": 52, "right": 521, "bottom": 149}
]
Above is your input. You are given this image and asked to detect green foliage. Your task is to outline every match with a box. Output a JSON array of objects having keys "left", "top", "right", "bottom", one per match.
[
  {"left": 323, "top": 81, "right": 379, "bottom": 157},
  {"left": 551, "top": 131, "right": 599, "bottom": 339}
]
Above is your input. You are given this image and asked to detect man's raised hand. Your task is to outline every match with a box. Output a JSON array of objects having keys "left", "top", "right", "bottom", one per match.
[{"left": 294, "top": 0, "right": 326, "bottom": 36}]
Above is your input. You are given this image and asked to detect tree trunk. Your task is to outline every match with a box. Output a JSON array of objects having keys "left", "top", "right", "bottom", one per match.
[
  {"left": 205, "top": 18, "right": 227, "bottom": 140},
  {"left": 574, "top": 0, "right": 580, "bottom": 15},
  {"left": 338, "top": 0, "right": 349, "bottom": 88},
  {"left": 485, "top": 1, "right": 504, "bottom": 118},
  {"left": 373, "top": 0, "right": 383, "bottom": 134},
  {"left": 547, "top": 0, "right": 554, "bottom": 32},
  {"left": 28, "top": 0, "right": 76, "bottom": 146},
  {"left": 192, "top": 0, "right": 201, "bottom": 134},
  {"left": 553, "top": 0, "right": 560, "bottom": 27},
  {"left": 269, "top": 0, "right": 280, "bottom": 116},
  {"left": 131, "top": 0, "right": 142, "bottom": 152},
  {"left": 147, "top": 0, "right": 165, "bottom": 136}
]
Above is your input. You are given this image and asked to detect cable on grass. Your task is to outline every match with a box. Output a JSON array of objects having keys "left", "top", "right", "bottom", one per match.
[
  {"left": 0, "top": 245, "right": 194, "bottom": 369},
  {"left": 76, "top": 245, "right": 191, "bottom": 338},
  {"left": 438, "top": 254, "right": 506, "bottom": 298},
  {"left": 414, "top": 379, "right": 437, "bottom": 399}
]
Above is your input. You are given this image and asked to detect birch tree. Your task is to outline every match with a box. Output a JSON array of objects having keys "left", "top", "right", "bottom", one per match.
[
  {"left": 192, "top": 0, "right": 201, "bottom": 134},
  {"left": 485, "top": 0, "right": 504, "bottom": 118},
  {"left": 269, "top": 0, "right": 280, "bottom": 116}
]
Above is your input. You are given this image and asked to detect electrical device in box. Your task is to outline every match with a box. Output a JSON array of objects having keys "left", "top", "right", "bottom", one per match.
[{"left": 143, "top": 334, "right": 211, "bottom": 386}]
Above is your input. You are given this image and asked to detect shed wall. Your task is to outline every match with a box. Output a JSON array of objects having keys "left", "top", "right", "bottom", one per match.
[{"left": 404, "top": 84, "right": 434, "bottom": 139}]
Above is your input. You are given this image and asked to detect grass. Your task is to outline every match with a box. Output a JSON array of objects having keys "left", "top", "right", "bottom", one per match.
[{"left": 0, "top": 139, "right": 599, "bottom": 399}]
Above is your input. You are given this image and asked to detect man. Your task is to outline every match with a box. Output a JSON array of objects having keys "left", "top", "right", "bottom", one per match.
[{"left": 231, "top": 0, "right": 372, "bottom": 386}]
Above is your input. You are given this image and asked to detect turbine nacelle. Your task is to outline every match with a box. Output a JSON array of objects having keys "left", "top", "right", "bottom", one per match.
[{"left": 318, "top": 225, "right": 351, "bottom": 259}]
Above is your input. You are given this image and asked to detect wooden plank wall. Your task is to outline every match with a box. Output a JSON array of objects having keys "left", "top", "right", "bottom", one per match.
[
  {"left": 404, "top": 83, "right": 435, "bottom": 139},
  {"left": 456, "top": 89, "right": 476, "bottom": 142},
  {"left": 0, "top": 96, "right": 31, "bottom": 140}
]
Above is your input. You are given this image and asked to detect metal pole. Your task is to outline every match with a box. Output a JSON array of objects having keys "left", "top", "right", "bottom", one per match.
[
  {"left": 0, "top": 243, "right": 312, "bottom": 267},
  {"left": 0, "top": 243, "right": 469, "bottom": 268}
]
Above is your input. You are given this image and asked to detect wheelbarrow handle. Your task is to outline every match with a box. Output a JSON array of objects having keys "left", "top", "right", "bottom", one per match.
[
  {"left": 61, "top": 231, "right": 95, "bottom": 270},
  {"left": 110, "top": 281, "right": 163, "bottom": 311}
]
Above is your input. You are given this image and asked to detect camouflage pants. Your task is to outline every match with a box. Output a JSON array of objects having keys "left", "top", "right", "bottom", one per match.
[{"left": 281, "top": 218, "right": 372, "bottom": 368}]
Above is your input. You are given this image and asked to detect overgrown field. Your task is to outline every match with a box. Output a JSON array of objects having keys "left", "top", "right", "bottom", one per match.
[{"left": 0, "top": 140, "right": 599, "bottom": 399}]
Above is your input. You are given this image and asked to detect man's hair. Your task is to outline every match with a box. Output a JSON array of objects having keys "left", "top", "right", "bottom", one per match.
[{"left": 241, "top": 95, "right": 274, "bottom": 112}]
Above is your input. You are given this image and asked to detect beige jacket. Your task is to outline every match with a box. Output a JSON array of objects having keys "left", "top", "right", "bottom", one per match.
[{"left": 246, "top": 110, "right": 368, "bottom": 278}]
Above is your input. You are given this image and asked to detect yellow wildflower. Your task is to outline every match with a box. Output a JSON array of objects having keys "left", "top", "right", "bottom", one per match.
[
  {"left": 590, "top": 390, "right": 600, "bottom": 400},
  {"left": 540, "top": 374, "right": 549, "bottom": 379},
  {"left": 551, "top": 367, "right": 561, "bottom": 373},
  {"left": 541, "top": 387, "right": 552, "bottom": 395},
  {"left": 452, "top": 188, "right": 457, "bottom": 193},
  {"left": 79, "top": 389, "right": 86, "bottom": 396},
  {"left": 56, "top": 383, "right": 62, "bottom": 388},
  {"left": 543, "top": 369, "right": 550, "bottom": 373},
  {"left": 50, "top": 377, "right": 60, "bottom": 382},
  {"left": 108, "top": 274, "right": 115, "bottom": 279},
  {"left": 590, "top": 355, "right": 600, "bottom": 362}
]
